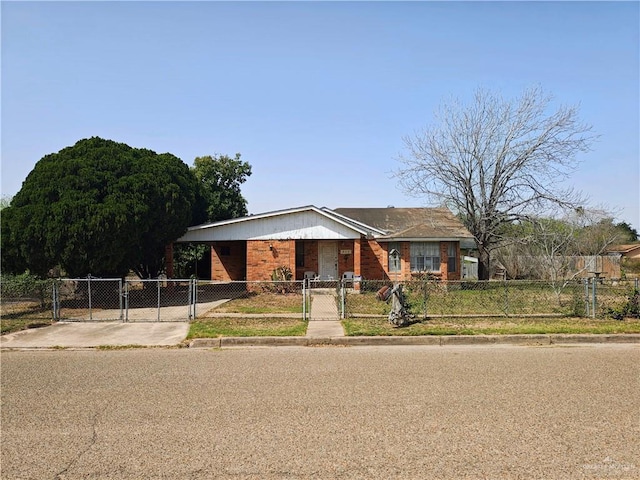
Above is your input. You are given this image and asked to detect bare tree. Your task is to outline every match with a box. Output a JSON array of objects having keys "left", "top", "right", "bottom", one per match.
[
  {"left": 493, "top": 208, "right": 623, "bottom": 307},
  {"left": 396, "top": 86, "right": 597, "bottom": 279}
]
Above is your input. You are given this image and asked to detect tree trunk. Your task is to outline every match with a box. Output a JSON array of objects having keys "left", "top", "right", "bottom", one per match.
[{"left": 478, "top": 246, "right": 491, "bottom": 280}]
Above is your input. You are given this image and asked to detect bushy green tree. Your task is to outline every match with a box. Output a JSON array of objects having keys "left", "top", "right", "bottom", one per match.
[
  {"left": 192, "top": 154, "right": 252, "bottom": 222},
  {"left": 1, "top": 137, "right": 199, "bottom": 278},
  {"left": 613, "top": 221, "right": 638, "bottom": 242}
]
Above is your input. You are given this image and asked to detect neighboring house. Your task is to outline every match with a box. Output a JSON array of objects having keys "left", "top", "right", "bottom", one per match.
[
  {"left": 169, "top": 206, "right": 475, "bottom": 282},
  {"left": 607, "top": 244, "right": 640, "bottom": 261}
]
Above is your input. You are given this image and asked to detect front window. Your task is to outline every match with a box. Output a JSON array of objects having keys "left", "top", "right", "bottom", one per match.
[
  {"left": 410, "top": 242, "right": 441, "bottom": 272},
  {"left": 447, "top": 242, "right": 457, "bottom": 273}
]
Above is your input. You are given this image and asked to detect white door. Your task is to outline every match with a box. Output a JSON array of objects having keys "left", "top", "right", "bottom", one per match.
[{"left": 318, "top": 242, "right": 338, "bottom": 280}]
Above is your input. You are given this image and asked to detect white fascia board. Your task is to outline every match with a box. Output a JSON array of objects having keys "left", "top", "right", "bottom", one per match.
[
  {"left": 177, "top": 205, "right": 369, "bottom": 242},
  {"left": 376, "top": 237, "right": 472, "bottom": 243},
  {"left": 184, "top": 205, "right": 320, "bottom": 232}
]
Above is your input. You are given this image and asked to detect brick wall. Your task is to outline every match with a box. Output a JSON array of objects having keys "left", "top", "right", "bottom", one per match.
[
  {"left": 361, "top": 239, "right": 388, "bottom": 280},
  {"left": 211, "top": 241, "right": 246, "bottom": 281},
  {"left": 337, "top": 240, "right": 356, "bottom": 276},
  {"left": 294, "top": 240, "right": 319, "bottom": 280},
  {"left": 209, "top": 237, "right": 464, "bottom": 282},
  {"left": 361, "top": 240, "right": 459, "bottom": 282},
  {"left": 246, "top": 240, "right": 296, "bottom": 281},
  {"left": 449, "top": 242, "right": 462, "bottom": 281}
]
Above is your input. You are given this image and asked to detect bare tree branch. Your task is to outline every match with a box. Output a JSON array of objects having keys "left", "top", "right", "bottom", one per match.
[{"left": 396, "top": 86, "right": 598, "bottom": 279}]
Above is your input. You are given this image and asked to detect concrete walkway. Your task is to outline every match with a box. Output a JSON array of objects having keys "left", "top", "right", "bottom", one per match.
[{"left": 306, "top": 290, "right": 344, "bottom": 338}]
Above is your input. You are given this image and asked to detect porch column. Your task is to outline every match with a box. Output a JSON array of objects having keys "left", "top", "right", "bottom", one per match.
[
  {"left": 165, "top": 243, "right": 174, "bottom": 278},
  {"left": 353, "top": 237, "right": 361, "bottom": 291},
  {"left": 353, "top": 238, "right": 361, "bottom": 277}
]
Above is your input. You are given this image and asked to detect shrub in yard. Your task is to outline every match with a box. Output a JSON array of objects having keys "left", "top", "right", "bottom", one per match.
[
  {"left": 621, "top": 258, "right": 640, "bottom": 277},
  {"left": 271, "top": 266, "right": 292, "bottom": 282},
  {"left": 1, "top": 272, "right": 53, "bottom": 307},
  {"left": 605, "top": 287, "right": 640, "bottom": 320}
]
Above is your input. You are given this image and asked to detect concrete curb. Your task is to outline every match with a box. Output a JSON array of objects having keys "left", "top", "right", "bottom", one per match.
[{"left": 189, "top": 334, "right": 640, "bottom": 348}]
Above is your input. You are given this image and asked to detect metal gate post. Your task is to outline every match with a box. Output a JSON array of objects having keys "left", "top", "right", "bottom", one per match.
[
  {"left": 187, "top": 280, "right": 192, "bottom": 320},
  {"left": 591, "top": 277, "right": 597, "bottom": 318},
  {"left": 157, "top": 279, "right": 161, "bottom": 322},
  {"left": 302, "top": 280, "right": 306, "bottom": 321},
  {"left": 191, "top": 278, "right": 197, "bottom": 320},
  {"left": 88, "top": 275, "right": 93, "bottom": 321},
  {"left": 119, "top": 278, "right": 124, "bottom": 321},
  {"left": 124, "top": 281, "right": 130, "bottom": 322},
  {"left": 52, "top": 281, "right": 59, "bottom": 321},
  {"left": 584, "top": 278, "right": 590, "bottom": 317}
]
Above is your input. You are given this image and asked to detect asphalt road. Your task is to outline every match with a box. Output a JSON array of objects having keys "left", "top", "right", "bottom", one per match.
[{"left": 2, "top": 345, "right": 639, "bottom": 479}]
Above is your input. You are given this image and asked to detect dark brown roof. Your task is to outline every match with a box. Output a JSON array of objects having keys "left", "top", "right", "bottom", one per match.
[
  {"left": 607, "top": 244, "right": 640, "bottom": 254},
  {"left": 333, "top": 207, "right": 474, "bottom": 240}
]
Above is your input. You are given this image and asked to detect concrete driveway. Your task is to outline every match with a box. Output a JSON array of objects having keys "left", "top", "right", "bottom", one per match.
[{"left": 0, "top": 321, "right": 190, "bottom": 349}]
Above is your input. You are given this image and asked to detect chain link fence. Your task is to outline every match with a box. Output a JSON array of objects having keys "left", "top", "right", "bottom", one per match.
[
  {"left": 51, "top": 278, "right": 308, "bottom": 322},
  {"left": 3, "top": 275, "right": 637, "bottom": 324},
  {"left": 0, "top": 274, "right": 55, "bottom": 325},
  {"left": 342, "top": 278, "right": 640, "bottom": 319}
]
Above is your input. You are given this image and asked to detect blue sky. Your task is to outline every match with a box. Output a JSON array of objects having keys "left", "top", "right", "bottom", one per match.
[{"left": 2, "top": 1, "right": 639, "bottom": 229}]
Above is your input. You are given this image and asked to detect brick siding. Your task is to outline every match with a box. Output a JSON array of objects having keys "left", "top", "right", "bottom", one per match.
[
  {"left": 211, "top": 241, "right": 246, "bottom": 281},
  {"left": 203, "top": 237, "right": 463, "bottom": 282},
  {"left": 246, "top": 240, "right": 296, "bottom": 281}
]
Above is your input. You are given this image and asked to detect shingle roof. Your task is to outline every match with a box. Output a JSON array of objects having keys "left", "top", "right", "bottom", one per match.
[
  {"left": 607, "top": 244, "right": 640, "bottom": 254},
  {"left": 332, "top": 207, "right": 474, "bottom": 240}
]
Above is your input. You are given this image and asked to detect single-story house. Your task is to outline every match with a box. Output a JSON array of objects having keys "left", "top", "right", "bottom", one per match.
[
  {"left": 607, "top": 244, "right": 640, "bottom": 261},
  {"left": 168, "top": 206, "right": 475, "bottom": 282}
]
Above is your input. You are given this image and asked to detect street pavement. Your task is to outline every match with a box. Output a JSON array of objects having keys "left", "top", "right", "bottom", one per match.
[{"left": 2, "top": 345, "right": 638, "bottom": 479}]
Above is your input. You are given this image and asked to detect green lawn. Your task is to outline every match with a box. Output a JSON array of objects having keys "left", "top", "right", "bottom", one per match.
[
  {"left": 210, "top": 292, "right": 303, "bottom": 314},
  {"left": 1, "top": 301, "right": 54, "bottom": 334},
  {"left": 342, "top": 316, "right": 640, "bottom": 336},
  {"left": 188, "top": 317, "right": 308, "bottom": 338},
  {"left": 347, "top": 283, "right": 586, "bottom": 317}
]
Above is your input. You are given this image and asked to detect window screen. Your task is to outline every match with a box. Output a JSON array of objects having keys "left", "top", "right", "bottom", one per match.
[
  {"left": 447, "top": 242, "right": 457, "bottom": 273},
  {"left": 410, "top": 242, "right": 440, "bottom": 272}
]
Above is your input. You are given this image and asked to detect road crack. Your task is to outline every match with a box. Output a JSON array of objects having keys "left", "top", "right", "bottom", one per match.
[{"left": 54, "top": 411, "right": 99, "bottom": 479}]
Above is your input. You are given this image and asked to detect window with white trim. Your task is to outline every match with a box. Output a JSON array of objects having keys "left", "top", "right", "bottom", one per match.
[{"left": 410, "top": 242, "right": 441, "bottom": 272}]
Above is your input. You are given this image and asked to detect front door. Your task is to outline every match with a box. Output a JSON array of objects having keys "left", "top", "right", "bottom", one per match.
[{"left": 318, "top": 242, "right": 338, "bottom": 280}]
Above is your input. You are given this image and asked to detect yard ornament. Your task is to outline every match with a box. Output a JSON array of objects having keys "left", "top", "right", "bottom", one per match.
[{"left": 377, "top": 284, "right": 415, "bottom": 327}]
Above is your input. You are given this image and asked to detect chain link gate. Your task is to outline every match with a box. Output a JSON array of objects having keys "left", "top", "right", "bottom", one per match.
[
  {"left": 305, "top": 279, "right": 340, "bottom": 321},
  {"left": 53, "top": 277, "right": 123, "bottom": 322},
  {"left": 53, "top": 277, "right": 199, "bottom": 322},
  {"left": 123, "top": 279, "right": 194, "bottom": 322}
]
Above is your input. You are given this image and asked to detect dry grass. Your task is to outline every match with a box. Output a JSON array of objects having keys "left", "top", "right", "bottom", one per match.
[
  {"left": 343, "top": 316, "right": 640, "bottom": 336},
  {"left": 211, "top": 292, "right": 303, "bottom": 314},
  {"left": 1, "top": 301, "right": 54, "bottom": 334},
  {"left": 188, "top": 317, "right": 307, "bottom": 338}
]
